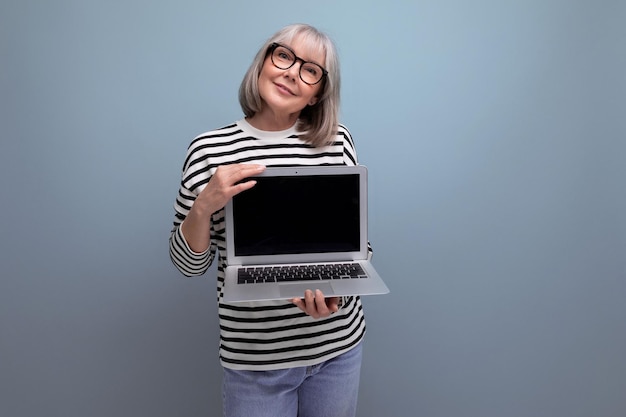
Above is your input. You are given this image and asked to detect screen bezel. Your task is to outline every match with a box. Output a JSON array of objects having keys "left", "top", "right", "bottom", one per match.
[{"left": 225, "top": 165, "right": 369, "bottom": 266}]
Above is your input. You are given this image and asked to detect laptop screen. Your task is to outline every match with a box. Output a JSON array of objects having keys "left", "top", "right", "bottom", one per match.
[{"left": 231, "top": 174, "right": 361, "bottom": 257}]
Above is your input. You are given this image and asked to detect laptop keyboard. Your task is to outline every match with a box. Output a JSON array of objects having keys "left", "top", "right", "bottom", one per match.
[{"left": 237, "top": 263, "right": 368, "bottom": 284}]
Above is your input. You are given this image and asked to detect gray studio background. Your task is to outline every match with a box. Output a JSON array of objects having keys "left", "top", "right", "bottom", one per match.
[{"left": 1, "top": 1, "right": 625, "bottom": 416}]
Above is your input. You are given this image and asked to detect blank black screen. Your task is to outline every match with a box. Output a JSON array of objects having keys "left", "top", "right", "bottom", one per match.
[{"left": 232, "top": 174, "right": 361, "bottom": 256}]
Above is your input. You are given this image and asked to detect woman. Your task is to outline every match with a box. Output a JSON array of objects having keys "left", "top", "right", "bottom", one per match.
[{"left": 169, "top": 24, "right": 368, "bottom": 417}]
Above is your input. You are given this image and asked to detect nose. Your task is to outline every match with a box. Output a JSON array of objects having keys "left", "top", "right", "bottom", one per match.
[{"left": 285, "top": 61, "right": 301, "bottom": 80}]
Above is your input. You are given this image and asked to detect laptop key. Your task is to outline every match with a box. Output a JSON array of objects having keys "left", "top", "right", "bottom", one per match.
[{"left": 238, "top": 263, "right": 367, "bottom": 284}]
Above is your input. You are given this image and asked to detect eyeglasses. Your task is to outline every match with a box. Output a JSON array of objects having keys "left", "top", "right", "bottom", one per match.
[{"left": 268, "top": 42, "right": 328, "bottom": 85}]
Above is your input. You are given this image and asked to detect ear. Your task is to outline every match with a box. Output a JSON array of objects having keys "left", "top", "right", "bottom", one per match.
[{"left": 308, "top": 96, "right": 319, "bottom": 106}]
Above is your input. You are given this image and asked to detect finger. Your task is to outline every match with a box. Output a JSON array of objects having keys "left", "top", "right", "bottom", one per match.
[
  {"left": 313, "top": 289, "right": 331, "bottom": 317},
  {"left": 226, "top": 165, "right": 265, "bottom": 194},
  {"left": 326, "top": 296, "right": 340, "bottom": 313},
  {"left": 210, "top": 164, "right": 262, "bottom": 188},
  {"left": 303, "top": 289, "right": 320, "bottom": 318},
  {"left": 232, "top": 179, "right": 257, "bottom": 193},
  {"left": 304, "top": 288, "right": 316, "bottom": 305},
  {"left": 228, "top": 164, "right": 266, "bottom": 184},
  {"left": 290, "top": 297, "right": 305, "bottom": 312},
  {"left": 202, "top": 164, "right": 265, "bottom": 210}
]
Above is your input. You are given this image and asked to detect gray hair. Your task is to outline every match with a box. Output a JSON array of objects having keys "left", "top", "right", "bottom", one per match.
[{"left": 238, "top": 24, "right": 340, "bottom": 147}]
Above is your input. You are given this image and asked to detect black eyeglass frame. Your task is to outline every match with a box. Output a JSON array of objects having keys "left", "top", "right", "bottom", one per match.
[{"left": 268, "top": 42, "right": 328, "bottom": 86}]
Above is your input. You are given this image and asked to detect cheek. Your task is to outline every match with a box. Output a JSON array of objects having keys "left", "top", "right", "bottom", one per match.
[
  {"left": 259, "top": 58, "right": 278, "bottom": 79},
  {"left": 305, "top": 85, "right": 322, "bottom": 102}
]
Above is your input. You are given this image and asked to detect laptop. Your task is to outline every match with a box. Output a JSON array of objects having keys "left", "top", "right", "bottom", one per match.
[{"left": 222, "top": 165, "right": 390, "bottom": 303}]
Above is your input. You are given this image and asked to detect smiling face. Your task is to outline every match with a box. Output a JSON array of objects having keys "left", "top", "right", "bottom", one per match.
[{"left": 253, "top": 36, "right": 325, "bottom": 128}]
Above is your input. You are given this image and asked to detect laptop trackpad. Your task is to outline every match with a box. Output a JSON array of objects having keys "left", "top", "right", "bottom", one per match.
[{"left": 279, "top": 282, "right": 335, "bottom": 298}]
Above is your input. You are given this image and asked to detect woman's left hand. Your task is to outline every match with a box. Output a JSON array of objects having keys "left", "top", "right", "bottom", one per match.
[{"left": 291, "top": 290, "right": 340, "bottom": 319}]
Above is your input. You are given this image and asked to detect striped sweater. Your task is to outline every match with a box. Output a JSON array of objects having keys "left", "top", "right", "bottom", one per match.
[{"left": 169, "top": 119, "right": 367, "bottom": 370}]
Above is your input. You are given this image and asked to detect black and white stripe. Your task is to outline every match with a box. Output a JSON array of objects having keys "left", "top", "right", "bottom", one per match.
[{"left": 169, "top": 119, "right": 366, "bottom": 370}]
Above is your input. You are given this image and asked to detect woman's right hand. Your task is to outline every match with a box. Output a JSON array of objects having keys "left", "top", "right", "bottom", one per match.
[{"left": 181, "top": 163, "right": 266, "bottom": 252}]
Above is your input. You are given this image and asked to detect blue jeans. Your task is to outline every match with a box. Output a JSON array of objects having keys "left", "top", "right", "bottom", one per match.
[{"left": 222, "top": 342, "right": 363, "bottom": 417}]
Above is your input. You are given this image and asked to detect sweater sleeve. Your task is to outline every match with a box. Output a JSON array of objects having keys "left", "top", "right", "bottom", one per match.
[
  {"left": 168, "top": 146, "right": 217, "bottom": 277},
  {"left": 169, "top": 222, "right": 215, "bottom": 277},
  {"left": 338, "top": 124, "right": 358, "bottom": 166},
  {"left": 340, "top": 124, "right": 374, "bottom": 261}
]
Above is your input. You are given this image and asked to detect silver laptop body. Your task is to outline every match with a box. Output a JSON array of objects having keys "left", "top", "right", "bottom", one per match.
[{"left": 222, "top": 165, "right": 389, "bottom": 303}]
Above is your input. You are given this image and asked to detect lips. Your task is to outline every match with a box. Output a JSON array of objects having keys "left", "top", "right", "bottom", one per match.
[{"left": 274, "top": 82, "right": 295, "bottom": 96}]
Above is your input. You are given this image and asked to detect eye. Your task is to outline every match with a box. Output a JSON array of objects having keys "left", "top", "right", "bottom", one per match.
[
  {"left": 303, "top": 65, "right": 319, "bottom": 76},
  {"left": 276, "top": 48, "right": 294, "bottom": 62}
]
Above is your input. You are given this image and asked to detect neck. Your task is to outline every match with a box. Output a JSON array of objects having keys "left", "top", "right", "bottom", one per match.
[{"left": 246, "top": 109, "right": 300, "bottom": 131}]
